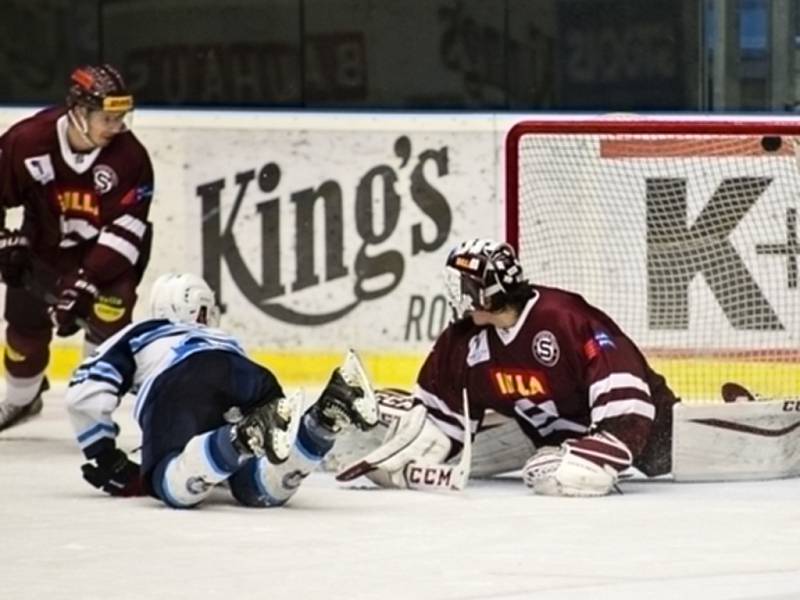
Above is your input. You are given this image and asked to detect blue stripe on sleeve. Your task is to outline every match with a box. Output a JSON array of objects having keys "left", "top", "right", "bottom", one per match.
[{"left": 77, "top": 422, "right": 117, "bottom": 443}]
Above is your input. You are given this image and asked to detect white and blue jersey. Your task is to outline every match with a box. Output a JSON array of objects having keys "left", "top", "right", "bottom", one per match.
[{"left": 66, "top": 319, "right": 246, "bottom": 459}]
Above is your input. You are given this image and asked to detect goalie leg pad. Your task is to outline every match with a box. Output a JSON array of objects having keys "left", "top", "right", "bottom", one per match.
[
  {"left": 337, "top": 404, "right": 452, "bottom": 488},
  {"left": 471, "top": 417, "right": 536, "bottom": 478},
  {"left": 321, "top": 387, "right": 415, "bottom": 472},
  {"left": 523, "top": 446, "right": 618, "bottom": 497},
  {"left": 672, "top": 400, "right": 800, "bottom": 481}
]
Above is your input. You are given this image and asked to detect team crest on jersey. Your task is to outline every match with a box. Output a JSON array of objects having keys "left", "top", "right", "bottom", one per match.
[
  {"left": 532, "top": 330, "right": 559, "bottom": 367},
  {"left": 93, "top": 164, "right": 118, "bottom": 194}
]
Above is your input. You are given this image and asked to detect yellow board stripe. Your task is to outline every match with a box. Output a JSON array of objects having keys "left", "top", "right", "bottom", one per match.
[
  {"left": 1, "top": 346, "right": 425, "bottom": 389},
  {"left": 650, "top": 358, "right": 800, "bottom": 403},
  {"left": 4, "top": 347, "right": 796, "bottom": 404}
]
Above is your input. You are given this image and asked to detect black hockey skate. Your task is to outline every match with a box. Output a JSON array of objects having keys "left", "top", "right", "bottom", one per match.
[
  {"left": 0, "top": 377, "right": 49, "bottom": 433},
  {"left": 232, "top": 398, "right": 293, "bottom": 464},
  {"left": 311, "top": 367, "right": 377, "bottom": 433}
]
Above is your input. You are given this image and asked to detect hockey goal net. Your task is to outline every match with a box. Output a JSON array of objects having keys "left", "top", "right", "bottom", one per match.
[{"left": 506, "top": 117, "right": 799, "bottom": 402}]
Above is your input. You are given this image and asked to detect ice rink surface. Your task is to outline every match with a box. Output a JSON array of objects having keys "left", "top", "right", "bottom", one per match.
[{"left": 2, "top": 384, "right": 799, "bottom": 600}]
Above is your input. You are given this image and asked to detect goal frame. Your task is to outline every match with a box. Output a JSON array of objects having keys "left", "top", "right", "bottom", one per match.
[{"left": 504, "top": 116, "right": 800, "bottom": 401}]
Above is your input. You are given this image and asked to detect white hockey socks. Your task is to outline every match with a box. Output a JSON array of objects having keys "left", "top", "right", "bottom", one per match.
[
  {"left": 228, "top": 414, "right": 332, "bottom": 507},
  {"left": 155, "top": 426, "right": 244, "bottom": 508},
  {"left": 4, "top": 372, "right": 46, "bottom": 407}
]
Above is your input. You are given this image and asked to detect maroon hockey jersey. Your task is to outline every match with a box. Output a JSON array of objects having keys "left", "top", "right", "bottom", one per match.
[
  {"left": 0, "top": 107, "right": 153, "bottom": 283},
  {"left": 415, "top": 285, "right": 678, "bottom": 474}
]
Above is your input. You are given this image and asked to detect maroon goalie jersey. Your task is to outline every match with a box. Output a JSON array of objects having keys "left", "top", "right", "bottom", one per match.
[
  {"left": 0, "top": 107, "right": 153, "bottom": 284},
  {"left": 415, "top": 286, "right": 678, "bottom": 476}
]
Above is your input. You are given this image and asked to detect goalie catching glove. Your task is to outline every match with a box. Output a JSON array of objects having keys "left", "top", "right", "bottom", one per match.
[
  {"left": 522, "top": 432, "right": 632, "bottom": 497},
  {"left": 336, "top": 404, "right": 452, "bottom": 488}
]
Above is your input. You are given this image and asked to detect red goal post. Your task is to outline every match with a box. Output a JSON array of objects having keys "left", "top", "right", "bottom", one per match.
[{"left": 505, "top": 117, "right": 800, "bottom": 402}]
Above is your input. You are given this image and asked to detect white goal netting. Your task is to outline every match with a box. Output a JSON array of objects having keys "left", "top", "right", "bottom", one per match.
[{"left": 507, "top": 118, "right": 799, "bottom": 402}]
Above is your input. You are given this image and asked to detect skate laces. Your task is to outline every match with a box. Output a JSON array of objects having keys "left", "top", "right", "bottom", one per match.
[
  {"left": 237, "top": 397, "right": 293, "bottom": 462},
  {"left": 319, "top": 370, "right": 365, "bottom": 430}
]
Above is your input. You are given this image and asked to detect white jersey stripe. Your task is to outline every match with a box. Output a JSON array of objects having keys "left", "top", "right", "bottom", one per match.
[
  {"left": 414, "top": 384, "right": 478, "bottom": 432},
  {"left": 428, "top": 413, "right": 467, "bottom": 443},
  {"left": 537, "top": 417, "right": 589, "bottom": 437},
  {"left": 591, "top": 399, "right": 656, "bottom": 423},
  {"left": 514, "top": 398, "right": 588, "bottom": 436},
  {"left": 98, "top": 230, "right": 140, "bottom": 265},
  {"left": 61, "top": 217, "right": 99, "bottom": 240},
  {"left": 588, "top": 373, "right": 650, "bottom": 407},
  {"left": 113, "top": 214, "right": 148, "bottom": 238}
]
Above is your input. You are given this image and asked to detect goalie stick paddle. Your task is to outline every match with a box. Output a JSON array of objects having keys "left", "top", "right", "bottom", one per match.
[{"left": 403, "top": 389, "right": 473, "bottom": 492}]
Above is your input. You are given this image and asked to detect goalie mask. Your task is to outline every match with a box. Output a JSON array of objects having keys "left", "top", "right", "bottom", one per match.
[
  {"left": 444, "top": 238, "right": 525, "bottom": 320},
  {"left": 149, "top": 273, "right": 220, "bottom": 327}
]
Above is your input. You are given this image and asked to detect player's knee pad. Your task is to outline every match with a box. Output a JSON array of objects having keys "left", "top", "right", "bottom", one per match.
[
  {"left": 227, "top": 415, "right": 332, "bottom": 508},
  {"left": 4, "top": 325, "right": 51, "bottom": 377},
  {"left": 229, "top": 454, "right": 314, "bottom": 508},
  {"left": 152, "top": 453, "right": 198, "bottom": 508},
  {"left": 152, "top": 430, "right": 241, "bottom": 509},
  {"left": 228, "top": 415, "right": 332, "bottom": 507}
]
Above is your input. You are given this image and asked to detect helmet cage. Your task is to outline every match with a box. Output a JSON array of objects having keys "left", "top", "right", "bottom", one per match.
[{"left": 444, "top": 239, "right": 523, "bottom": 321}]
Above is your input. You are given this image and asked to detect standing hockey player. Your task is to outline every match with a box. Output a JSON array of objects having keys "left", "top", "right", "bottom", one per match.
[
  {"left": 338, "top": 238, "right": 679, "bottom": 496},
  {"left": 66, "top": 273, "right": 378, "bottom": 508},
  {"left": 0, "top": 64, "right": 154, "bottom": 431}
]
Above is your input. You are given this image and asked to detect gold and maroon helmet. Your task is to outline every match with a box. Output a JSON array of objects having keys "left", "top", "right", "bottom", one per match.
[{"left": 66, "top": 64, "right": 133, "bottom": 114}]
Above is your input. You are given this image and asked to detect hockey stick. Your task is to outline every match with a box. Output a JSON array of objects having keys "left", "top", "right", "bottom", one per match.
[
  {"left": 21, "top": 259, "right": 95, "bottom": 337},
  {"left": 721, "top": 381, "right": 799, "bottom": 404}
]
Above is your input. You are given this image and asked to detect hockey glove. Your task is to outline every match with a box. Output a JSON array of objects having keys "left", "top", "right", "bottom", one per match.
[
  {"left": 522, "top": 432, "right": 632, "bottom": 497},
  {"left": 54, "top": 270, "right": 98, "bottom": 336},
  {"left": 81, "top": 448, "right": 145, "bottom": 497},
  {"left": 0, "top": 229, "right": 31, "bottom": 288}
]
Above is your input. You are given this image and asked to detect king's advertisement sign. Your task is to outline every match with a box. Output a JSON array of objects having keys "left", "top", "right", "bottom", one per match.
[{"left": 183, "top": 115, "right": 502, "bottom": 352}]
